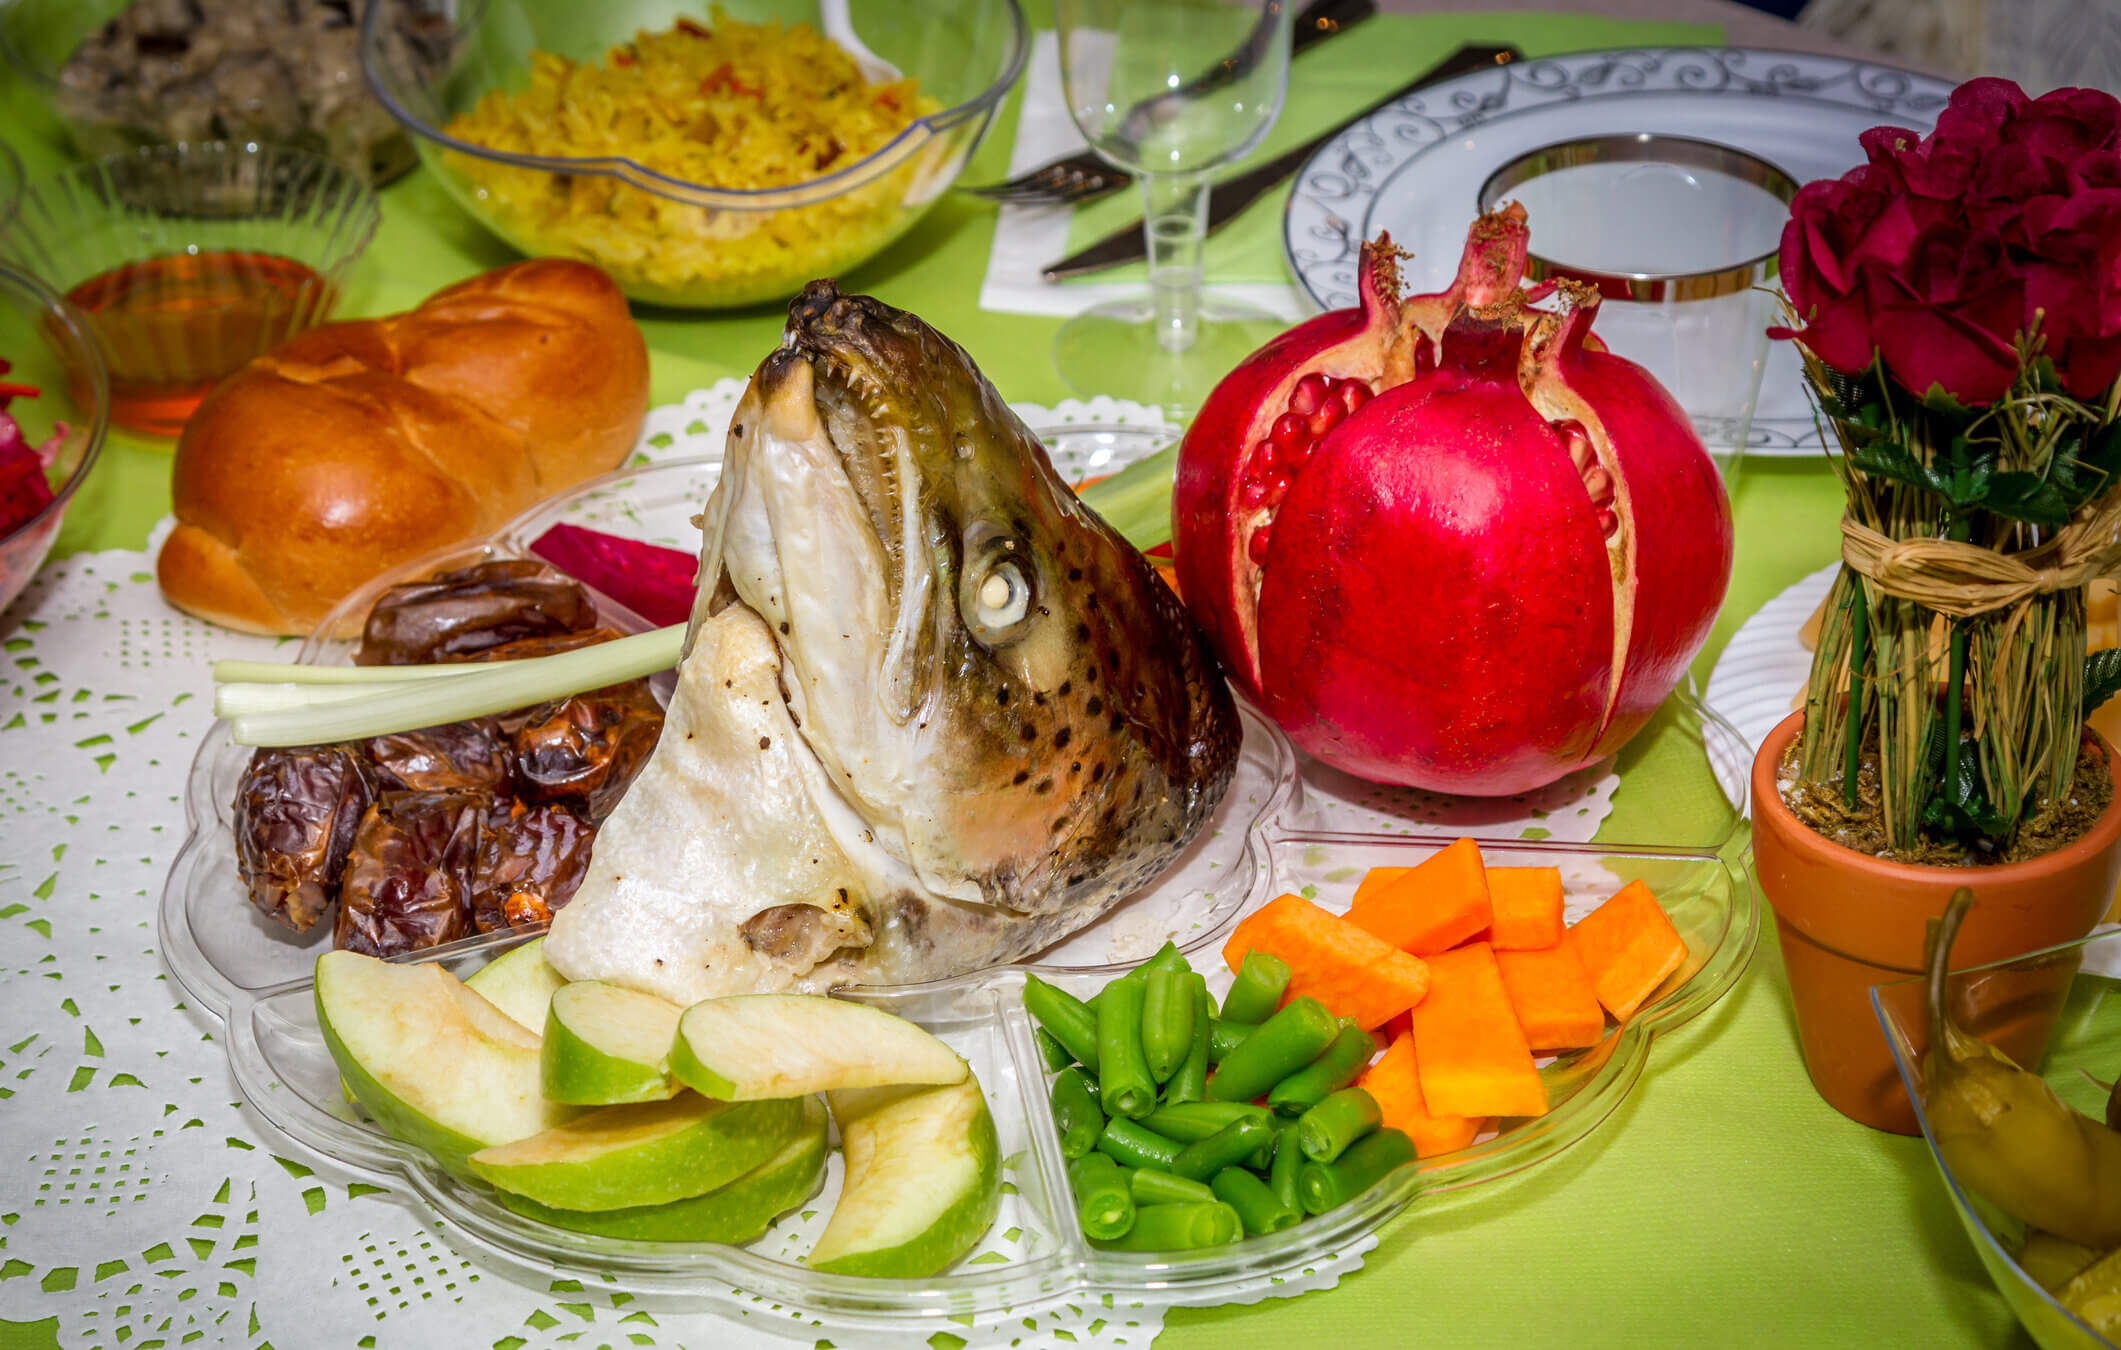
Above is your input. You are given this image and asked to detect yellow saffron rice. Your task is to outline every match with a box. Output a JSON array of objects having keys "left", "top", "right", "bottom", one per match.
[{"left": 442, "top": 10, "right": 942, "bottom": 306}]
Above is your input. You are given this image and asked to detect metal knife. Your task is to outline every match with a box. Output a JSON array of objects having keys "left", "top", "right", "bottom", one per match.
[{"left": 1041, "top": 43, "right": 1521, "bottom": 281}]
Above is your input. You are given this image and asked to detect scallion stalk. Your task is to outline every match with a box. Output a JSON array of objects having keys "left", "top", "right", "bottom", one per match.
[{"left": 224, "top": 625, "right": 685, "bottom": 747}]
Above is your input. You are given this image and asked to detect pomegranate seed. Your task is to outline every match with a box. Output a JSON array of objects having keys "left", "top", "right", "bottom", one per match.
[
  {"left": 1308, "top": 400, "right": 1346, "bottom": 440},
  {"left": 1582, "top": 463, "right": 1614, "bottom": 502},
  {"left": 1239, "top": 474, "right": 1270, "bottom": 507},
  {"left": 1339, "top": 380, "right": 1371, "bottom": 413},
  {"left": 1553, "top": 418, "right": 1596, "bottom": 470},
  {"left": 1264, "top": 471, "right": 1291, "bottom": 508},
  {"left": 1271, "top": 412, "right": 1308, "bottom": 453},
  {"left": 1597, "top": 507, "right": 1620, "bottom": 539},
  {"left": 1248, "top": 522, "right": 1275, "bottom": 564},
  {"left": 1289, "top": 373, "right": 1330, "bottom": 417}
]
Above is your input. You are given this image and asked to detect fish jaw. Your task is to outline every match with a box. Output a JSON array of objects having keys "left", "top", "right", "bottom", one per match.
[{"left": 543, "top": 605, "right": 874, "bottom": 1002}]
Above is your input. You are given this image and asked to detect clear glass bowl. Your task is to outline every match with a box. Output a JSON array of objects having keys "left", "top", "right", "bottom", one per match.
[
  {"left": 0, "top": 258, "right": 109, "bottom": 614},
  {"left": 359, "top": 0, "right": 1027, "bottom": 309},
  {"left": 1874, "top": 929, "right": 2121, "bottom": 1350},
  {"left": 0, "top": 141, "right": 380, "bottom": 436},
  {"left": 0, "top": 0, "right": 433, "bottom": 185},
  {"left": 159, "top": 439, "right": 1759, "bottom": 1324}
]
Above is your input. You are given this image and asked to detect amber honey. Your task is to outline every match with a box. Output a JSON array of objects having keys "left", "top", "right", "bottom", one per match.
[{"left": 64, "top": 250, "right": 334, "bottom": 438}]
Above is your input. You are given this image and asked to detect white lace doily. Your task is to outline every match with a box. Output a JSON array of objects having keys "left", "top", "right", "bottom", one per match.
[{"left": 0, "top": 383, "right": 1615, "bottom": 1348}]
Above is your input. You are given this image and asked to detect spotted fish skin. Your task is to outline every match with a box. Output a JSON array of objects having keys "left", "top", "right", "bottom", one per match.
[{"left": 545, "top": 282, "right": 1239, "bottom": 1000}]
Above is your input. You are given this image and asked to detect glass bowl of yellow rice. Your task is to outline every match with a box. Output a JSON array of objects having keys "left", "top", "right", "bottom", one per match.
[{"left": 362, "top": 0, "right": 1026, "bottom": 309}]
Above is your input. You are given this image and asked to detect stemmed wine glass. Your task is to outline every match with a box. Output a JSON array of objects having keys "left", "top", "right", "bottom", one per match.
[{"left": 1052, "top": 0, "right": 1294, "bottom": 420}]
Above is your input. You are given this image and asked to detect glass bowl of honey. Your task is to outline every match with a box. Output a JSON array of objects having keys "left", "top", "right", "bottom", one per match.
[{"left": 0, "top": 141, "right": 379, "bottom": 437}]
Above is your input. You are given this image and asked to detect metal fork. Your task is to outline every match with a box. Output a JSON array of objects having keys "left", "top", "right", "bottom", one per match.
[{"left": 960, "top": 0, "right": 1376, "bottom": 208}]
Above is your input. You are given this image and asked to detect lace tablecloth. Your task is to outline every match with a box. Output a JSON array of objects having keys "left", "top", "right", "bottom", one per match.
[{"left": 0, "top": 388, "right": 1612, "bottom": 1349}]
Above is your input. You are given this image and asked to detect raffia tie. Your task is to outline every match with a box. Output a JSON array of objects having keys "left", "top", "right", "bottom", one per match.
[{"left": 1840, "top": 494, "right": 2121, "bottom": 619}]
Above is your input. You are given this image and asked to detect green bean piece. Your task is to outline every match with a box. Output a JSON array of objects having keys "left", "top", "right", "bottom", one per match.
[
  {"left": 1129, "top": 1167, "right": 1218, "bottom": 1207},
  {"left": 1147, "top": 1101, "right": 1274, "bottom": 1143},
  {"left": 1092, "top": 1202, "right": 1241, "bottom": 1251},
  {"left": 1211, "top": 1166, "right": 1303, "bottom": 1237},
  {"left": 1141, "top": 940, "right": 1194, "bottom": 978},
  {"left": 1298, "top": 1127, "right": 1417, "bottom": 1215},
  {"left": 1067, "top": 1152, "right": 1136, "bottom": 1240},
  {"left": 1267, "top": 1021, "right": 1376, "bottom": 1116},
  {"left": 1024, "top": 976, "right": 1101, "bottom": 1071},
  {"left": 1096, "top": 1117, "right": 1184, "bottom": 1172},
  {"left": 1208, "top": 997, "right": 1340, "bottom": 1103},
  {"left": 1268, "top": 1122, "right": 1305, "bottom": 1215},
  {"left": 1171, "top": 1115, "right": 1276, "bottom": 1182},
  {"left": 1296, "top": 1087, "right": 1383, "bottom": 1163},
  {"left": 1034, "top": 1026, "right": 1076, "bottom": 1073},
  {"left": 1140, "top": 969, "right": 1196, "bottom": 1084},
  {"left": 1208, "top": 1019, "right": 1258, "bottom": 1064},
  {"left": 1050, "top": 1067, "right": 1106, "bottom": 1159},
  {"left": 1164, "top": 974, "right": 1212, "bottom": 1105},
  {"left": 1098, "top": 942, "right": 1192, "bottom": 1002},
  {"left": 1097, "top": 975, "right": 1158, "bottom": 1119},
  {"left": 1220, "top": 949, "right": 1293, "bottom": 1025}
]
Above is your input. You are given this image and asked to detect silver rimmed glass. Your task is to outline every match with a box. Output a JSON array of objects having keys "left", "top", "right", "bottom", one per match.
[
  {"left": 1052, "top": 0, "right": 1293, "bottom": 420},
  {"left": 1479, "top": 133, "right": 1800, "bottom": 492}
]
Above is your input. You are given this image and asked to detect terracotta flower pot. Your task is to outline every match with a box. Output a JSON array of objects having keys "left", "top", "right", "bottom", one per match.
[{"left": 1750, "top": 710, "right": 2121, "bottom": 1134}]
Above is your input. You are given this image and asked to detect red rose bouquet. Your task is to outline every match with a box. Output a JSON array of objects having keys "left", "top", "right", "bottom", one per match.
[
  {"left": 1777, "top": 78, "right": 2121, "bottom": 406},
  {"left": 1777, "top": 79, "right": 2121, "bottom": 862}
]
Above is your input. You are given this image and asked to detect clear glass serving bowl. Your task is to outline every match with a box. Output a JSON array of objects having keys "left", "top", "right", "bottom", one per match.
[
  {"left": 160, "top": 439, "right": 1759, "bottom": 1325},
  {"left": 0, "top": 141, "right": 380, "bottom": 436},
  {"left": 0, "top": 0, "right": 434, "bottom": 185},
  {"left": 360, "top": 0, "right": 1027, "bottom": 309},
  {"left": 1874, "top": 929, "right": 2121, "bottom": 1350},
  {"left": 0, "top": 258, "right": 108, "bottom": 614}
]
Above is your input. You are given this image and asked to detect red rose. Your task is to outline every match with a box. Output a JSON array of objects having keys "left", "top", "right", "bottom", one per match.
[
  {"left": 1866, "top": 226, "right": 2026, "bottom": 404},
  {"left": 1775, "top": 174, "right": 1918, "bottom": 373},
  {"left": 1774, "top": 79, "right": 2121, "bottom": 403}
]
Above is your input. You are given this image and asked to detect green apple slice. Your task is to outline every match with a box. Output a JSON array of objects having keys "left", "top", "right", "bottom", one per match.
[
  {"left": 464, "top": 937, "right": 568, "bottom": 1034},
  {"left": 542, "top": 981, "right": 684, "bottom": 1105},
  {"left": 669, "top": 995, "right": 966, "bottom": 1100},
  {"left": 498, "top": 1097, "right": 829, "bottom": 1242},
  {"left": 315, "top": 950, "right": 575, "bottom": 1177},
  {"left": 809, "top": 1074, "right": 1000, "bottom": 1277},
  {"left": 467, "top": 1092, "right": 805, "bottom": 1212}
]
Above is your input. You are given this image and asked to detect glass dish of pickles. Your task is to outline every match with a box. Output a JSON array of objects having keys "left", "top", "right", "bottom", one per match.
[{"left": 1875, "top": 903, "right": 2121, "bottom": 1350}]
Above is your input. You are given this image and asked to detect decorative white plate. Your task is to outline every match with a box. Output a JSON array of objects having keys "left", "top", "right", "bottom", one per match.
[
  {"left": 1702, "top": 563, "right": 1837, "bottom": 806},
  {"left": 1280, "top": 46, "right": 1955, "bottom": 456}
]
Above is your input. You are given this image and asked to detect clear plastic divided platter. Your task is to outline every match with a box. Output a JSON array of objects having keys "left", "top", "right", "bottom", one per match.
[{"left": 160, "top": 433, "right": 1760, "bottom": 1327}]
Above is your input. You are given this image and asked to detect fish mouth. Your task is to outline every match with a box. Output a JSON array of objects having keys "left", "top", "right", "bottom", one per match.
[
  {"left": 746, "top": 282, "right": 955, "bottom": 722},
  {"left": 773, "top": 279, "right": 940, "bottom": 556}
]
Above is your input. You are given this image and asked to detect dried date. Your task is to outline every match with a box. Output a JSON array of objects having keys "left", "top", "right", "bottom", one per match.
[
  {"left": 356, "top": 560, "right": 595, "bottom": 666},
  {"left": 332, "top": 790, "right": 486, "bottom": 956},
  {"left": 233, "top": 745, "right": 373, "bottom": 932}
]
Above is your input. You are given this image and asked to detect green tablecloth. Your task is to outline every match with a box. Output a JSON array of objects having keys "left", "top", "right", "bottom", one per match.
[{"left": 0, "top": 8, "right": 2016, "bottom": 1349}]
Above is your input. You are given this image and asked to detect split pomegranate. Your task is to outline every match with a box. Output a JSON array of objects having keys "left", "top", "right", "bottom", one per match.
[{"left": 1173, "top": 206, "right": 1732, "bottom": 796}]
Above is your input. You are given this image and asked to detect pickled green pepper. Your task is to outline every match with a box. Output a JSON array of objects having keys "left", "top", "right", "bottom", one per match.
[{"left": 1924, "top": 889, "right": 2121, "bottom": 1249}]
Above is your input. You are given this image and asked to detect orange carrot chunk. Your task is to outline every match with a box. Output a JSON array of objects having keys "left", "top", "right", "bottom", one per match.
[
  {"left": 1408, "top": 943, "right": 1548, "bottom": 1119},
  {"left": 1494, "top": 943, "right": 1606, "bottom": 1051},
  {"left": 1357, "top": 1032, "right": 1484, "bottom": 1158},
  {"left": 1485, "top": 866, "right": 1566, "bottom": 951},
  {"left": 1350, "top": 866, "right": 1409, "bottom": 910},
  {"left": 1345, "top": 838, "right": 1493, "bottom": 956},
  {"left": 1568, "top": 880, "right": 1689, "bottom": 1021},
  {"left": 1222, "top": 894, "right": 1431, "bottom": 1031}
]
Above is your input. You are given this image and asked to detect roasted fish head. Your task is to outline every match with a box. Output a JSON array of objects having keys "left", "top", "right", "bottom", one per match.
[{"left": 545, "top": 282, "right": 1239, "bottom": 1000}]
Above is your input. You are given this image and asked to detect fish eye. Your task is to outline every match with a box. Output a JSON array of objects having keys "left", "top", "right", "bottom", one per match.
[{"left": 974, "top": 560, "right": 1032, "bottom": 631}]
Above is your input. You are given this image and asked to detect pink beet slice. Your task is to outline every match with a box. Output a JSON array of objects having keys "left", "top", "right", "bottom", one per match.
[{"left": 530, "top": 523, "right": 698, "bottom": 629}]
